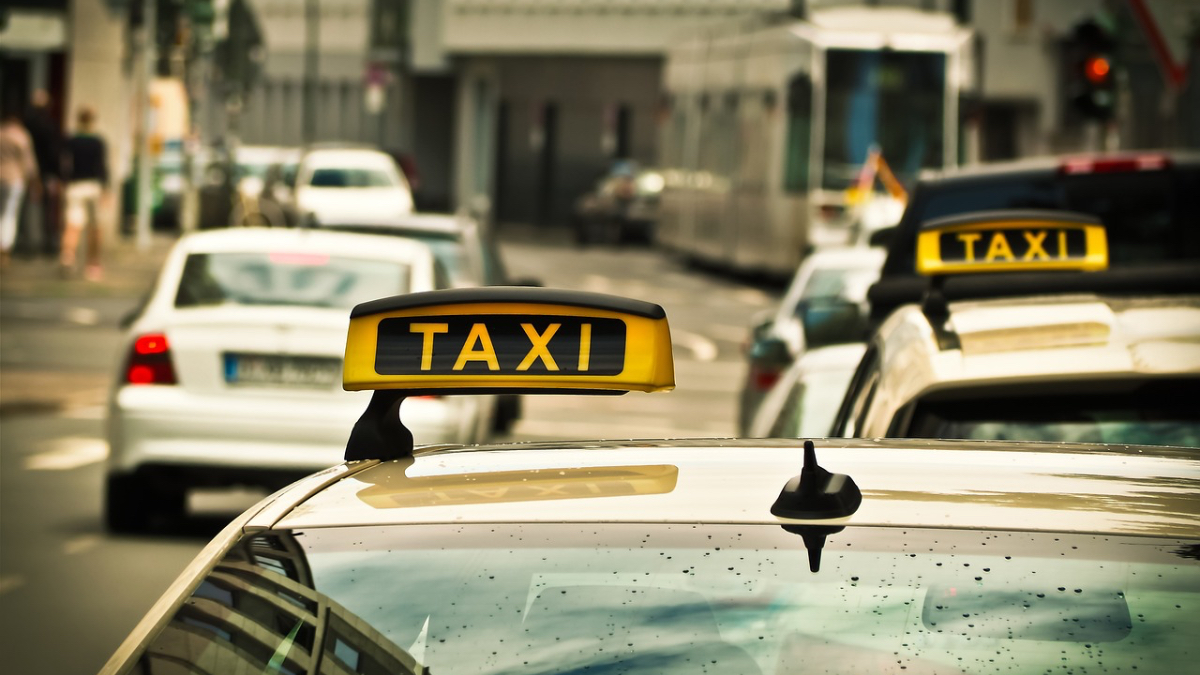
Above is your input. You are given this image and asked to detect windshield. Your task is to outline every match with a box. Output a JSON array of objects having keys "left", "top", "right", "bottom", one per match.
[
  {"left": 174, "top": 251, "right": 411, "bottom": 309},
  {"left": 801, "top": 266, "right": 881, "bottom": 303},
  {"left": 822, "top": 49, "right": 946, "bottom": 190},
  {"left": 309, "top": 167, "right": 398, "bottom": 188},
  {"left": 903, "top": 378, "right": 1200, "bottom": 447},
  {"left": 136, "top": 524, "right": 1199, "bottom": 674}
]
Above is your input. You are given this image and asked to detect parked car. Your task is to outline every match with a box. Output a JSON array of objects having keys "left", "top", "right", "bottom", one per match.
[
  {"left": 573, "top": 161, "right": 664, "bottom": 245},
  {"left": 294, "top": 146, "right": 415, "bottom": 224},
  {"left": 737, "top": 246, "right": 885, "bottom": 434},
  {"left": 105, "top": 227, "right": 496, "bottom": 532}
]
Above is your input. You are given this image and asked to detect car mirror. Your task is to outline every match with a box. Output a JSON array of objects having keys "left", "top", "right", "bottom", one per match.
[
  {"left": 799, "top": 298, "right": 866, "bottom": 348},
  {"left": 749, "top": 336, "right": 790, "bottom": 367}
]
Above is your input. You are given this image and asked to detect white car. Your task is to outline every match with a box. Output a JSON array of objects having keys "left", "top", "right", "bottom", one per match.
[
  {"left": 748, "top": 343, "right": 867, "bottom": 438},
  {"left": 105, "top": 228, "right": 495, "bottom": 532},
  {"left": 832, "top": 211, "right": 1200, "bottom": 445},
  {"left": 738, "top": 246, "right": 885, "bottom": 433},
  {"left": 102, "top": 288, "right": 1200, "bottom": 675},
  {"left": 294, "top": 147, "right": 414, "bottom": 224},
  {"left": 832, "top": 292, "right": 1200, "bottom": 444}
]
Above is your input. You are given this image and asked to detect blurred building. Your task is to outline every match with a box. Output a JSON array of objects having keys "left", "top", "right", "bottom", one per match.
[
  {"left": 20, "top": 1, "right": 1192, "bottom": 236},
  {"left": 227, "top": 0, "right": 792, "bottom": 221}
]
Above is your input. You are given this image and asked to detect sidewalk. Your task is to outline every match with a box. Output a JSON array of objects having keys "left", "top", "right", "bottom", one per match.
[
  {"left": 0, "top": 233, "right": 177, "bottom": 300},
  {"left": 1, "top": 234, "right": 177, "bottom": 417}
]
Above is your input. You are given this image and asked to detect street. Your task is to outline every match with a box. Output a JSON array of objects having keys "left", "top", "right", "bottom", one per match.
[{"left": 0, "top": 230, "right": 779, "bottom": 674}]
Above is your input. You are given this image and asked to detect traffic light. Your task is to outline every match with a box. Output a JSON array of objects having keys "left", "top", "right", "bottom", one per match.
[
  {"left": 1066, "top": 19, "right": 1117, "bottom": 121},
  {"left": 215, "top": 0, "right": 264, "bottom": 97}
]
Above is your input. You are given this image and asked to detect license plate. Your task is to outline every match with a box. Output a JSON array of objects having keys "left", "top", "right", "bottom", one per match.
[{"left": 224, "top": 353, "right": 342, "bottom": 389}]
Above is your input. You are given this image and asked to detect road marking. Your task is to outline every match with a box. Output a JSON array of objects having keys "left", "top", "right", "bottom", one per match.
[
  {"left": 707, "top": 323, "right": 751, "bottom": 343},
  {"left": 582, "top": 274, "right": 614, "bottom": 293},
  {"left": 25, "top": 437, "right": 108, "bottom": 471},
  {"left": 61, "top": 405, "right": 106, "bottom": 420},
  {"left": 65, "top": 307, "right": 101, "bottom": 326},
  {"left": 0, "top": 575, "right": 25, "bottom": 595},
  {"left": 63, "top": 535, "right": 102, "bottom": 556},
  {"left": 671, "top": 329, "right": 718, "bottom": 362},
  {"left": 734, "top": 288, "right": 775, "bottom": 307}
]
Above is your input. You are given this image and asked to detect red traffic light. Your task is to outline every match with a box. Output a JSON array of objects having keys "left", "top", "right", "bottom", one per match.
[{"left": 1084, "top": 56, "right": 1111, "bottom": 84}]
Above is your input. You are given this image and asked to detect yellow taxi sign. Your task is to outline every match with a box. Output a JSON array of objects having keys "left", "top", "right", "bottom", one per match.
[
  {"left": 916, "top": 211, "right": 1108, "bottom": 275},
  {"left": 344, "top": 288, "right": 675, "bottom": 393}
]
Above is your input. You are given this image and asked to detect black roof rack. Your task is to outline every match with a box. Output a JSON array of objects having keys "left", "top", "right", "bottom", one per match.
[{"left": 869, "top": 261, "right": 1200, "bottom": 328}]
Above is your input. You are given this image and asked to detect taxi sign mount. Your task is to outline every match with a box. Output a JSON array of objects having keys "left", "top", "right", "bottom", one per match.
[{"left": 344, "top": 288, "right": 675, "bottom": 460}]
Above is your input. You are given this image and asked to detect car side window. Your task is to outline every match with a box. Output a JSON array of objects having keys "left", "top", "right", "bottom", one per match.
[
  {"left": 848, "top": 369, "right": 881, "bottom": 437},
  {"left": 433, "top": 259, "right": 452, "bottom": 290}
]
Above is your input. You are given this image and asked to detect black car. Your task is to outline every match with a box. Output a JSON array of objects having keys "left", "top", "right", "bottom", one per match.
[{"left": 868, "top": 151, "right": 1200, "bottom": 323}]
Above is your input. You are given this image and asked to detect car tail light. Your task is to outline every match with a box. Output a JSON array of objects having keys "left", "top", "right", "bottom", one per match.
[
  {"left": 1060, "top": 154, "right": 1170, "bottom": 174},
  {"left": 125, "top": 333, "right": 178, "bottom": 385},
  {"left": 750, "top": 364, "right": 782, "bottom": 392}
]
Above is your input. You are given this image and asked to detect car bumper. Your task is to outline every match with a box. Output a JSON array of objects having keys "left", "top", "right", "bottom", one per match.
[{"left": 108, "top": 386, "right": 486, "bottom": 475}]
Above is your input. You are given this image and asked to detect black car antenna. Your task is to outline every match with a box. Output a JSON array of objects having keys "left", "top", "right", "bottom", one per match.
[{"left": 772, "top": 440, "right": 863, "bottom": 572}]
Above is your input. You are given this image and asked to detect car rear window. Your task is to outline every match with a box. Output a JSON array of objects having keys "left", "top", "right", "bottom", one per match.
[
  {"left": 134, "top": 524, "right": 1199, "bottom": 674},
  {"left": 900, "top": 378, "right": 1200, "bottom": 447},
  {"left": 174, "top": 251, "right": 411, "bottom": 309},
  {"left": 309, "top": 167, "right": 397, "bottom": 188},
  {"left": 886, "top": 164, "right": 1200, "bottom": 274},
  {"left": 802, "top": 266, "right": 881, "bottom": 303}
]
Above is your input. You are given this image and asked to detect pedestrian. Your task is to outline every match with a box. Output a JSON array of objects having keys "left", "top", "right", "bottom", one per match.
[
  {"left": 25, "top": 89, "right": 63, "bottom": 258},
  {"left": 62, "top": 105, "right": 110, "bottom": 280},
  {"left": 0, "top": 111, "right": 40, "bottom": 269}
]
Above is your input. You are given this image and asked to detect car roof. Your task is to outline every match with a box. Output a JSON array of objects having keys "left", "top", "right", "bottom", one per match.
[
  {"left": 804, "top": 245, "right": 887, "bottom": 269},
  {"left": 316, "top": 212, "right": 472, "bottom": 236},
  {"left": 862, "top": 294, "right": 1200, "bottom": 430},
  {"left": 916, "top": 149, "right": 1200, "bottom": 185},
  {"left": 175, "top": 226, "right": 438, "bottom": 261},
  {"left": 300, "top": 147, "right": 397, "bottom": 168},
  {"left": 246, "top": 439, "right": 1199, "bottom": 538},
  {"left": 793, "top": 342, "right": 868, "bottom": 371}
]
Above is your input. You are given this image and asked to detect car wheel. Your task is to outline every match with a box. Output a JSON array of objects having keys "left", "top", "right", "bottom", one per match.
[{"left": 105, "top": 473, "right": 186, "bottom": 533}]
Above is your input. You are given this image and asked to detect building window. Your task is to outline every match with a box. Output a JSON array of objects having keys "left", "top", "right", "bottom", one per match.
[
  {"left": 1012, "top": 0, "right": 1034, "bottom": 34},
  {"left": 784, "top": 74, "right": 813, "bottom": 193}
]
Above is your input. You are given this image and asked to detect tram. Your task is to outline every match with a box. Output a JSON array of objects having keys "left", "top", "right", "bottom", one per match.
[{"left": 656, "top": 5, "right": 975, "bottom": 278}]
